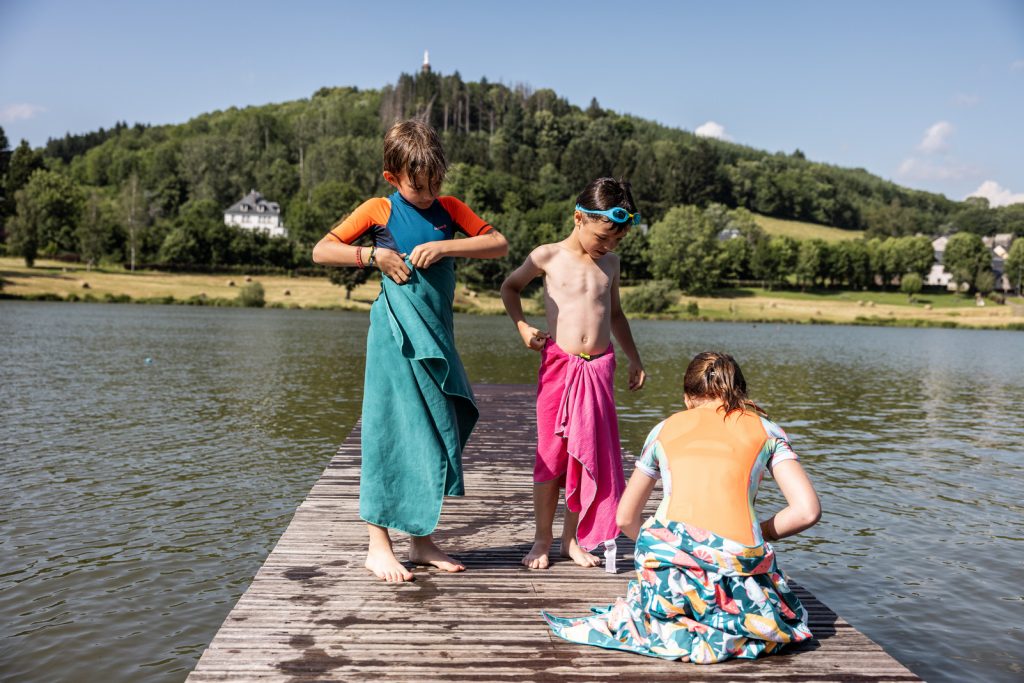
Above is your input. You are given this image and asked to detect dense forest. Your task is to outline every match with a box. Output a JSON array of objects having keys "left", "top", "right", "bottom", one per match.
[{"left": 2, "top": 69, "right": 1022, "bottom": 293}]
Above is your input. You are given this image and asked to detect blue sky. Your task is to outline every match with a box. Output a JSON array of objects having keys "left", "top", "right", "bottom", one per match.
[{"left": 2, "top": 0, "right": 1022, "bottom": 206}]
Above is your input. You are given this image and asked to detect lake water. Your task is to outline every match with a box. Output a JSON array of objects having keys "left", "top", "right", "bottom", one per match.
[{"left": 1, "top": 301, "right": 1021, "bottom": 682}]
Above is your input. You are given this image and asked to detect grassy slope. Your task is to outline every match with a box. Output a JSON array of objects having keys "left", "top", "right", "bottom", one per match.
[{"left": 753, "top": 215, "right": 864, "bottom": 242}]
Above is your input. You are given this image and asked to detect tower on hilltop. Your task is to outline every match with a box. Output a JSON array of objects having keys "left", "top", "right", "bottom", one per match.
[{"left": 422, "top": 49, "right": 431, "bottom": 74}]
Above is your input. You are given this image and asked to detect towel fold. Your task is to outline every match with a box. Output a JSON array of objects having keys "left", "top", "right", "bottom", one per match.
[
  {"left": 543, "top": 518, "right": 813, "bottom": 664},
  {"left": 535, "top": 340, "right": 624, "bottom": 551},
  {"left": 358, "top": 262, "right": 477, "bottom": 536}
]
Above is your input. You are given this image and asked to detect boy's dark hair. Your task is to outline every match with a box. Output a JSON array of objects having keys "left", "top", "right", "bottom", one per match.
[
  {"left": 575, "top": 177, "right": 637, "bottom": 234},
  {"left": 683, "top": 351, "right": 765, "bottom": 417},
  {"left": 383, "top": 119, "right": 448, "bottom": 193}
]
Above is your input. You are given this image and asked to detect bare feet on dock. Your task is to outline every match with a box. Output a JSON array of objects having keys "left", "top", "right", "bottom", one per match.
[
  {"left": 561, "top": 537, "right": 601, "bottom": 568},
  {"left": 365, "top": 546, "right": 414, "bottom": 583},
  {"left": 409, "top": 535, "right": 465, "bottom": 573},
  {"left": 522, "top": 538, "right": 552, "bottom": 569}
]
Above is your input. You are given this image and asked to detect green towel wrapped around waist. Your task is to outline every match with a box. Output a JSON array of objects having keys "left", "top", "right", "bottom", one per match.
[{"left": 359, "top": 259, "right": 478, "bottom": 536}]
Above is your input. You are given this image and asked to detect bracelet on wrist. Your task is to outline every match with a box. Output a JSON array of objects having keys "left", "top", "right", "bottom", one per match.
[
  {"left": 368, "top": 245, "right": 377, "bottom": 267},
  {"left": 355, "top": 246, "right": 364, "bottom": 268}
]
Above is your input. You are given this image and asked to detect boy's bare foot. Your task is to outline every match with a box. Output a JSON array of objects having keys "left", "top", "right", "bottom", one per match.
[
  {"left": 409, "top": 535, "right": 466, "bottom": 573},
  {"left": 561, "top": 537, "right": 601, "bottom": 568},
  {"left": 365, "top": 546, "right": 414, "bottom": 583},
  {"left": 522, "top": 538, "right": 552, "bottom": 569}
]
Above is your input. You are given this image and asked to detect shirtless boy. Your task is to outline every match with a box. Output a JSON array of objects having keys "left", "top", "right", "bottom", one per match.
[{"left": 500, "top": 177, "right": 646, "bottom": 570}]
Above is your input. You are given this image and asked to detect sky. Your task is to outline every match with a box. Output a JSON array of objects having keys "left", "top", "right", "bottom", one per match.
[{"left": 1, "top": 0, "right": 1022, "bottom": 206}]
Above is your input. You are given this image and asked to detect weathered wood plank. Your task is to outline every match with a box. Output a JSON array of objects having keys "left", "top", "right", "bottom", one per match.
[{"left": 187, "top": 384, "right": 918, "bottom": 682}]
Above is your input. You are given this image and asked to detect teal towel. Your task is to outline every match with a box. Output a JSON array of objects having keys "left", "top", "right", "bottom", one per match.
[{"left": 359, "top": 259, "right": 478, "bottom": 536}]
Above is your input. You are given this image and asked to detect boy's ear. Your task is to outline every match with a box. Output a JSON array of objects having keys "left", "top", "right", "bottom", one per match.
[{"left": 382, "top": 171, "right": 399, "bottom": 187}]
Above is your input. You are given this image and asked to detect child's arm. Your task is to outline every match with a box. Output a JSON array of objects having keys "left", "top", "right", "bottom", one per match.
[
  {"left": 408, "top": 230, "right": 508, "bottom": 269},
  {"left": 311, "top": 199, "right": 411, "bottom": 284},
  {"left": 760, "top": 460, "right": 821, "bottom": 542},
  {"left": 500, "top": 249, "right": 550, "bottom": 351},
  {"left": 609, "top": 265, "right": 646, "bottom": 390},
  {"left": 615, "top": 470, "right": 658, "bottom": 540}
]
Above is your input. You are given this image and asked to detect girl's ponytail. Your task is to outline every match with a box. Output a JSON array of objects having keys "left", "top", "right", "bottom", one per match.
[{"left": 683, "top": 351, "right": 764, "bottom": 417}]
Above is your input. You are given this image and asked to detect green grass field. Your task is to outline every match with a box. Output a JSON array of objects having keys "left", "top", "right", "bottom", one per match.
[{"left": 753, "top": 214, "right": 864, "bottom": 242}]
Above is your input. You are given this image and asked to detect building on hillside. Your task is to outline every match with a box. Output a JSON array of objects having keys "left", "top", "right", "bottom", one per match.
[
  {"left": 223, "top": 190, "right": 285, "bottom": 238},
  {"left": 984, "top": 233, "right": 1016, "bottom": 292},
  {"left": 925, "top": 234, "right": 955, "bottom": 289},
  {"left": 927, "top": 232, "right": 1017, "bottom": 292}
]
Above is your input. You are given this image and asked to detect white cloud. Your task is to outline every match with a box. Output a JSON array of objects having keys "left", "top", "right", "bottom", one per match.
[
  {"left": 897, "top": 157, "right": 979, "bottom": 182},
  {"left": 0, "top": 103, "right": 46, "bottom": 124},
  {"left": 952, "top": 93, "right": 980, "bottom": 107},
  {"left": 918, "top": 121, "right": 954, "bottom": 153},
  {"left": 1011, "top": 59, "right": 1024, "bottom": 72},
  {"left": 695, "top": 121, "right": 731, "bottom": 141},
  {"left": 968, "top": 180, "right": 1024, "bottom": 207}
]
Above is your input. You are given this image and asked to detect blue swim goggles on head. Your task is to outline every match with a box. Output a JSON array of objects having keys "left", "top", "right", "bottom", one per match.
[{"left": 575, "top": 204, "right": 642, "bottom": 226}]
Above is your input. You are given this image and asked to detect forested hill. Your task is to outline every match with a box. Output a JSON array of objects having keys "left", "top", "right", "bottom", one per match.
[{"left": 2, "top": 69, "right": 1021, "bottom": 276}]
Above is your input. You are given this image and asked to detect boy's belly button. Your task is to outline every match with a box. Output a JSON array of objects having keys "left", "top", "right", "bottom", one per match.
[{"left": 581, "top": 334, "right": 589, "bottom": 344}]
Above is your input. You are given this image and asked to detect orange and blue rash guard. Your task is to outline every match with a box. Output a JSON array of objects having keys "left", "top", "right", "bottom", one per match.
[
  {"left": 326, "top": 191, "right": 492, "bottom": 255},
  {"left": 635, "top": 404, "right": 798, "bottom": 546}
]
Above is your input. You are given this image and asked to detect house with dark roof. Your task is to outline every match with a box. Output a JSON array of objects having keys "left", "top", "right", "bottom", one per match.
[{"left": 223, "top": 190, "right": 285, "bottom": 238}]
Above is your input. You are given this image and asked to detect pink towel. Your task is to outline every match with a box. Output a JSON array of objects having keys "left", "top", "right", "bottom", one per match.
[{"left": 535, "top": 340, "right": 625, "bottom": 551}]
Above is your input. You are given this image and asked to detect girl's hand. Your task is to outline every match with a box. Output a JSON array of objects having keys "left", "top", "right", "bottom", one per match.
[
  {"left": 408, "top": 241, "right": 450, "bottom": 269},
  {"left": 517, "top": 322, "right": 550, "bottom": 351},
  {"left": 628, "top": 362, "right": 646, "bottom": 391},
  {"left": 375, "top": 248, "right": 410, "bottom": 284}
]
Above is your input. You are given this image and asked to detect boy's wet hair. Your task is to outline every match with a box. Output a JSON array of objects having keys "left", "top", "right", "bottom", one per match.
[
  {"left": 575, "top": 177, "right": 638, "bottom": 234},
  {"left": 683, "top": 351, "right": 765, "bottom": 417},
  {"left": 383, "top": 119, "right": 448, "bottom": 193}
]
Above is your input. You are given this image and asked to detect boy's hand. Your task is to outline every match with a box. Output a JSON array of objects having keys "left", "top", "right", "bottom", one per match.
[
  {"left": 375, "top": 248, "right": 410, "bottom": 284},
  {"left": 517, "top": 322, "right": 550, "bottom": 351},
  {"left": 409, "top": 241, "right": 449, "bottom": 270},
  {"left": 628, "top": 363, "right": 646, "bottom": 391}
]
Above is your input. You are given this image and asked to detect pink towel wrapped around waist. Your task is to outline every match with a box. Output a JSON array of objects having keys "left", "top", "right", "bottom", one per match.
[{"left": 535, "top": 340, "right": 625, "bottom": 551}]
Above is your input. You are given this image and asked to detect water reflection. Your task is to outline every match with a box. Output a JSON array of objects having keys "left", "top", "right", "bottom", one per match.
[{"left": 0, "top": 304, "right": 1021, "bottom": 682}]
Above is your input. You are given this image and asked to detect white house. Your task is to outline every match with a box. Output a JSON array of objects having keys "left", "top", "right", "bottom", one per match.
[
  {"left": 224, "top": 190, "right": 285, "bottom": 238},
  {"left": 927, "top": 232, "right": 1017, "bottom": 292}
]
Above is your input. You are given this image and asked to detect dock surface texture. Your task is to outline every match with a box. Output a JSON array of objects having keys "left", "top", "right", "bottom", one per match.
[{"left": 188, "top": 384, "right": 919, "bottom": 682}]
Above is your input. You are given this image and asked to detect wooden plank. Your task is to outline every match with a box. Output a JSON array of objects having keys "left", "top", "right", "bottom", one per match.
[{"left": 187, "top": 384, "right": 919, "bottom": 682}]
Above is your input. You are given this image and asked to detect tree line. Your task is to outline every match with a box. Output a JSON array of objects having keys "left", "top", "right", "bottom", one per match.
[{"left": 1, "top": 69, "right": 1022, "bottom": 280}]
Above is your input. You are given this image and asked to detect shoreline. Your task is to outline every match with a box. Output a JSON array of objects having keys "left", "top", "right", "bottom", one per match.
[{"left": 3, "top": 258, "right": 1022, "bottom": 331}]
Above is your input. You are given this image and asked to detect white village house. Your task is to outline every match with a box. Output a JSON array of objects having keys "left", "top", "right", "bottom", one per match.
[
  {"left": 927, "top": 233, "right": 1016, "bottom": 291},
  {"left": 223, "top": 190, "right": 285, "bottom": 238}
]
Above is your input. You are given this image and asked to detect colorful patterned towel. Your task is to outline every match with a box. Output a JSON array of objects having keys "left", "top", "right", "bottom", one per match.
[
  {"left": 358, "top": 259, "right": 478, "bottom": 536},
  {"left": 543, "top": 518, "right": 812, "bottom": 664}
]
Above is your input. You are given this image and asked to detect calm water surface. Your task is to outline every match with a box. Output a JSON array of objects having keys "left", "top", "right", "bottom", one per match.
[{"left": 1, "top": 302, "right": 1022, "bottom": 682}]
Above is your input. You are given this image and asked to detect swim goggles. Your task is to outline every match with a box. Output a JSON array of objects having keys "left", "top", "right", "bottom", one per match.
[{"left": 575, "top": 204, "right": 641, "bottom": 226}]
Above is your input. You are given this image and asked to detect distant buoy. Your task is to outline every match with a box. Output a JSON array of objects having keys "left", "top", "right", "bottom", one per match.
[{"left": 144, "top": 357, "right": 153, "bottom": 365}]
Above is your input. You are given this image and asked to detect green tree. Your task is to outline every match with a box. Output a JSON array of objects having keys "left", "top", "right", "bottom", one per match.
[
  {"left": 942, "top": 232, "right": 991, "bottom": 292},
  {"left": 237, "top": 281, "right": 265, "bottom": 307},
  {"left": 4, "top": 139, "right": 44, "bottom": 220},
  {"left": 895, "top": 235, "right": 935, "bottom": 278},
  {"left": 795, "top": 239, "right": 828, "bottom": 289},
  {"left": 1005, "top": 238, "right": 1024, "bottom": 295},
  {"left": 974, "top": 270, "right": 995, "bottom": 296},
  {"left": 751, "top": 235, "right": 798, "bottom": 289},
  {"left": 7, "top": 169, "right": 85, "bottom": 265},
  {"left": 900, "top": 272, "right": 922, "bottom": 301},
  {"left": 648, "top": 205, "right": 721, "bottom": 294}
]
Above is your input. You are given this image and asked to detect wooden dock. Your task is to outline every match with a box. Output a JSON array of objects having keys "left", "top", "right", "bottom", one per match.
[{"left": 187, "top": 384, "right": 919, "bottom": 682}]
